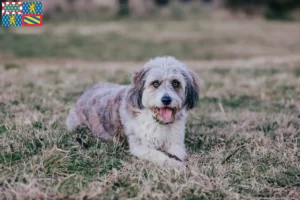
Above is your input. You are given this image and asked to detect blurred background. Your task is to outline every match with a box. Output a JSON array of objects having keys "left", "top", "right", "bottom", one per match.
[{"left": 0, "top": 0, "right": 300, "bottom": 62}]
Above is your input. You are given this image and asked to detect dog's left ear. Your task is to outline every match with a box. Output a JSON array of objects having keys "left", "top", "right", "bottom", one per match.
[
  {"left": 184, "top": 70, "right": 200, "bottom": 110},
  {"left": 128, "top": 68, "right": 148, "bottom": 109}
]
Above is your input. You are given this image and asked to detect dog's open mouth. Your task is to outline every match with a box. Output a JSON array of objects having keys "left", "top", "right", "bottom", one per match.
[{"left": 153, "top": 107, "right": 177, "bottom": 124}]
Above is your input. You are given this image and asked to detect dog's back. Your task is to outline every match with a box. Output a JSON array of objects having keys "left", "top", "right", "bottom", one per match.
[{"left": 66, "top": 83, "right": 128, "bottom": 140}]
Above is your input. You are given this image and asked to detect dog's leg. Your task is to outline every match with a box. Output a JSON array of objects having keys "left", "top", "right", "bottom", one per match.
[
  {"left": 66, "top": 108, "right": 81, "bottom": 131},
  {"left": 128, "top": 136, "right": 183, "bottom": 169},
  {"left": 88, "top": 111, "right": 115, "bottom": 141},
  {"left": 165, "top": 130, "right": 187, "bottom": 162}
]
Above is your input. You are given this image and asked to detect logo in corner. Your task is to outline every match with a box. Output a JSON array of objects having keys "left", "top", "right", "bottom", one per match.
[{"left": 1, "top": 2, "right": 43, "bottom": 27}]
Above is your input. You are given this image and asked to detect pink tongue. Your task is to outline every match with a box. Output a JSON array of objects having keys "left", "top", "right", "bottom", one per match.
[{"left": 159, "top": 108, "right": 173, "bottom": 121}]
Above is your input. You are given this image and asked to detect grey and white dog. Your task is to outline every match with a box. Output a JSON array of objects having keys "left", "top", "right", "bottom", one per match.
[{"left": 66, "top": 56, "right": 200, "bottom": 169}]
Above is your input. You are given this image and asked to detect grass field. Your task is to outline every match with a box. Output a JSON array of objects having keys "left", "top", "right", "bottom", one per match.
[{"left": 1, "top": 15, "right": 300, "bottom": 199}]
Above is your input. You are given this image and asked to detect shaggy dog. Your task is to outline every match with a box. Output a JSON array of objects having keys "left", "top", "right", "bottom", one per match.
[{"left": 66, "top": 56, "right": 200, "bottom": 169}]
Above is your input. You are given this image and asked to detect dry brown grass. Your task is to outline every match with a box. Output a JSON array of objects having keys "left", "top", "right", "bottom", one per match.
[
  {"left": 1, "top": 16, "right": 300, "bottom": 199},
  {"left": 1, "top": 56, "right": 300, "bottom": 199}
]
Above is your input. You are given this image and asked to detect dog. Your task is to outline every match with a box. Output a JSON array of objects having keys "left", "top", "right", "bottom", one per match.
[{"left": 66, "top": 56, "right": 200, "bottom": 169}]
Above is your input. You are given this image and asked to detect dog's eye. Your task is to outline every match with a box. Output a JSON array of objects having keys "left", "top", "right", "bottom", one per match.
[
  {"left": 152, "top": 81, "right": 160, "bottom": 88},
  {"left": 172, "top": 80, "right": 180, "bottom": 88}
]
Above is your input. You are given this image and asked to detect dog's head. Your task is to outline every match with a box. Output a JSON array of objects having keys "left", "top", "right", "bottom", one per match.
[{"left": 128, "top": 56, "right": 200, "bottom": 124}]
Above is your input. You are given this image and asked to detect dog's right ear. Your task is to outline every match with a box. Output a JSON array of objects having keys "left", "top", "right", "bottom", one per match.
[{"left": 128, "top": 68, "right": 148, "bottom": 109}]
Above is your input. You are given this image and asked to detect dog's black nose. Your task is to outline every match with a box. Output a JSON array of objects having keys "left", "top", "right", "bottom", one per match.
[{"left": 161, "top": 96, "right": 172, "bottom": 105}]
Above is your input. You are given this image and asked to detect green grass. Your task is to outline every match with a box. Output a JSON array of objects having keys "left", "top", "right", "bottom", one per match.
[
  {"left": 3, "top": 63, "right": 23, "bottom": 70},
  {"left": 1, "top": 15, "right": 300, "bottom": 61},
  {"left": 0, "top": 31, "right": 235, "bottom": 61}
]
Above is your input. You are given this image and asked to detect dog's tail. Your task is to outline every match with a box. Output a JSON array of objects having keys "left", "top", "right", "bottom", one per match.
[{"left": 66, "top": 107, "right": 81, "bottom": 131}]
